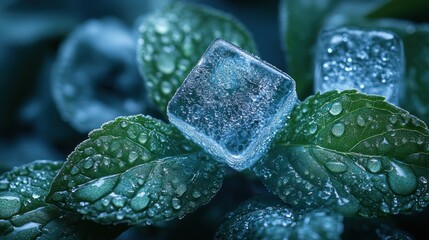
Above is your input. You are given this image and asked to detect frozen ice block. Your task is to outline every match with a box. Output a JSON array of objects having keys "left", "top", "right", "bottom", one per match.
[
  {"left": 167, "top": 39, "right": 297, "bottom": 170},
  {"left": 314, "top": 27, "right": 404, "bottom": 104}
]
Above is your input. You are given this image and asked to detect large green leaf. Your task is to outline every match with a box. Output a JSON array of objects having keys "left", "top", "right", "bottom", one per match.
[
  {"left": 214, "top": 197, "right": 343, "bottom": 240},
  {"left": 137, "top": 1, "right": 257, "bottom": 113},
  {"left": 46, "top": 115, "right": 225, "bottom": 225},
  {"left": 253, "top": 90, "right": 429, "bottom": 217},
  {"left": 0, "top": 160, "right": 122, "bottom": 239}
]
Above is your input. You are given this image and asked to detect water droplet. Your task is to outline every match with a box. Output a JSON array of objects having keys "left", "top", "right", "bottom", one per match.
[
  {"left": 325, "top": 161, "right": 348, "bottom": 173},
  {"left": 112, "top": 196, "right": 125, "bottom": 208},
  {"left": 175, "top": 184, "right": 187, "bottom": 196},
  {"left": 388, "top": 115, "right": 398, "bottom": 124},
  {"left": 138, "top": 133, "right": 148, "bottom": 144},
  {"left": 128, "top": 151, "right": 139, "bottom": 163},
  {"left": 0, "top": 192, "right": 21, "bottom": 218},
  {"left": 309, "top": 124, "right": 318, "bottom": 134},
  {"left": 70, "top": 166, "right": 79, "bottom": 175},
  {"left": 387, "top": 161, "right": 417, "bottom": 195},
  {"left": 157, "top": 53, "right": 175, "bottom": 74},
  {"left": 329, "top": 102, "right": 342, "bottom": 116},
  {"left": 120, "top": 121, "right": 128, "bottom": 128},
  {"left": 172, "top": 197, "right": 181, "bottom": 210},
  {"left": 0, "top": 179, "right": 10, "bottom": 190},
  {"left": 192, "top": 191, "right": 201, "bottom": 199},
  {"left": 356, "top": 115, "right": 365, "bottom": 127},
  {"left": 74, "top": 175, "right": 119, "bottom": 202},
  {"left": 127, "top": 127, "right": 137, "bottom": 139},
  {"left": 378, "top": 138, "right": 391, "bottom": 152},
  {"left": 155, "top": 18, "right": 170, "bottom": 34},
  {"left": 161, "top": 81, "right": 173, "bottom": 95},
  {"left": 367, "top": 158, "right": 382, "bottom": 173},
  {"left": 131, "top": 192, "right": 150, "bottom": 212},
  {"left": 331, "top": 123, "right": 345, "bottom": 137}
]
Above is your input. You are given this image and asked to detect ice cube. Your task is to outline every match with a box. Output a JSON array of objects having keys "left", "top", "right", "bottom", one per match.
[
  {"left": 167, "top": 39, "right": 298, "bottom": 171},
  {"left": 314, "top": 27, "right": 404, "bottom": 104}
]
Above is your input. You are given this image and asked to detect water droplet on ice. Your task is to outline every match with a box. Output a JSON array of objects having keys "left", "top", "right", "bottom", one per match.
[
  {"left": 331, "top": 123, "right": 345, "bottom": 137},
  {"left": 329, "top": 102, "right": 342, "bottom": 116}
]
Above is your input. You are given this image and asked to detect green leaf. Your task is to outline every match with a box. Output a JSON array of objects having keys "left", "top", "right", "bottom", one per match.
[
  {"left": 253, "top": 90, "right": 429, "bottom": 217},
  {"left": 0, "top": 160, "right": 123, "bottom": 239},
  {"left": 214, "top": 197, "right": 343, "bottom": 240},
  {"left": 137, "top": 1, "right": 257, "bottom": 113},
  {"left": 46, "top": 115, "right": 225, "bottom": 225}
]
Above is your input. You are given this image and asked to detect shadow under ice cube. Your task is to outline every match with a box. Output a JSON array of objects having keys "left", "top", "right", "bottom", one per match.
[
  {"left": 314, "top": 27, "right": 404, "bottom": 104},
  {"left": 167, "top": 39, "right": 297, "bottom": 170}
]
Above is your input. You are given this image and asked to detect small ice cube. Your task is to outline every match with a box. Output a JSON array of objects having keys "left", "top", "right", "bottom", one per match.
[
  {"left": 167, "top": 39, "right": 297, "bottom": 170},
  {"left": 314, "top": 27, "right": 404, "bottom": 104}
]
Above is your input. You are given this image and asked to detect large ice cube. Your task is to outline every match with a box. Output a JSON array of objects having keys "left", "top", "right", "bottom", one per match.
[
  {"left": 314, "top": 27, "right": 404, "bottom": 104},
  {"left": 167, "top": 39, "right": 297, "bottom": 170}
]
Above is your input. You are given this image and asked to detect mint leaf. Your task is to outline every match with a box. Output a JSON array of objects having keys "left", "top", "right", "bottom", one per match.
[
  {"left": 137, "top": 1, "right": 257, "bottom": 113},
  {"left": 47, "top": 115, "right": 225, "bottom": 225},
  {"left": 214, "top": 197, "right": 343, "bottom": 240},
  {"left": 0, "top": 160, "right": 122, "bottom": 239},
  {"left": 253, "top": 90, "right": 429, "bottom": 217}
]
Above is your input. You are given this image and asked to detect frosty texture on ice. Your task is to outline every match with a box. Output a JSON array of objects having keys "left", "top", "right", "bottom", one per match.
[
  {"left": 167, "top": 39, "right": 297, "bottom": 170},
  {"left": 314, "top": 27, "right": 404, "bottom": 104}
]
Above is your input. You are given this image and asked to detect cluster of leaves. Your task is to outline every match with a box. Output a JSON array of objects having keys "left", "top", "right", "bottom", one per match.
[{"left": 1, "top": 0, "right": 429, "bottom": 239}]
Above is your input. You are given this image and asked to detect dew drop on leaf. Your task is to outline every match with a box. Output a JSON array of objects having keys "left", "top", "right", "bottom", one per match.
[
  {"left": 325, "top": 162, "right": 348, "bottom": 173},
  {"left": 387, "top": 161, "right": 418, "bottom": 195},
  {"left": 128, "top": 151, "right": 139, "bottom": 163},
  {"left": 329, "top": 102, "right": 343, "bottom": 116},
  {"left": 73, "top": 175, "right": 119, "bottom": 202},
  {"left": 130, "top": 193, "right": 150, "bottom": 212},
  {"left": 366, "top": 158, "right": 382, "bottom": 173},
  {"left": 0, "top": 179, "right": 10, "bottom": 190},
  {"left": 138, "top": 133, "right": 148, "bottom": 144},
  {"left": 331, "top": 123, "right": 345, "bottom": 137},
  {"left": 172, "top": 197, "right": 181, "bottom": 210},
  {"left": 157, "top": 52, "right": 176, "bottom": 74},
  {"left": 356, "top": 115, "right": 365, "bottom": 127}
]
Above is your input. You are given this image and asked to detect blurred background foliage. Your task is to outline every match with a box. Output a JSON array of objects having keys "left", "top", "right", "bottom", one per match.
[{"left": 1, "top": 0, "right": 429, "bottom": 239}]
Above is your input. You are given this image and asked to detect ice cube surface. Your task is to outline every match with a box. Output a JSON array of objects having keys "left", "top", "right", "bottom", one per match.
[
  {"left": 167, "top": 39, "right": 297, "bottom": 170},
  {"left": 314, "top": 27, "right": 404, "bottom": 104}
]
